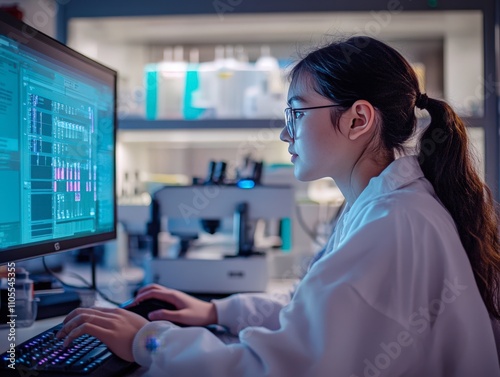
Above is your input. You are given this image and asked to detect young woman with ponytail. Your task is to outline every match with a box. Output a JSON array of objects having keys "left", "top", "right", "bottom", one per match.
[{"left": 57, "top": 37, "right": 500, "bottom": 376}]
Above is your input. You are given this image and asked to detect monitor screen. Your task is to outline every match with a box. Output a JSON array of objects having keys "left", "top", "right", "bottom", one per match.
[{"left": 0, "top": 12, "right": 117, "bottom": 264}]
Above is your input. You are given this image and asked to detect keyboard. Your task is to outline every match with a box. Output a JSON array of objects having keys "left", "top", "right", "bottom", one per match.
[{"left": 0, "top": 323, "right": 138, "bottom": 376}]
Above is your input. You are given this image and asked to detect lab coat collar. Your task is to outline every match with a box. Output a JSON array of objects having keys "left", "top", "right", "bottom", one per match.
[
  {"left": 350, "top": 155, "right": 426, "bottom": 210},
  {"left": 315, "top": 156, "right": 427, "bottom": 266}
]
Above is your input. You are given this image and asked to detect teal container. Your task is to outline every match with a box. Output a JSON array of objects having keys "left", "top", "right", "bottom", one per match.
[
  {"left": 183, "top": 64, "right": 204, "bottom": 119},
  {"left": 280, "top": 217, "right": 292, "bottom": 252},
  {"left": 145, "top": 63, "right": 158, "bottom": 120}
]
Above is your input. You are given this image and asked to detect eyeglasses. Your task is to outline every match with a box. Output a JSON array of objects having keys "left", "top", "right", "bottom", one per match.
[{"left": 284, "top": 104, "right": 343, "bottom": 139}]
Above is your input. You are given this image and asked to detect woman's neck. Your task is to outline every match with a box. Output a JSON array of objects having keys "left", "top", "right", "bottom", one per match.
[{"left": 336, "top": 156, "right": 391, "bottom": 205}]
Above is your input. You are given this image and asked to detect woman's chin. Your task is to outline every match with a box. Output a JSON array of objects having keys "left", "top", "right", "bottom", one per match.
[{"left": 294, "top": 168, "right": 318, "bottom": 182}]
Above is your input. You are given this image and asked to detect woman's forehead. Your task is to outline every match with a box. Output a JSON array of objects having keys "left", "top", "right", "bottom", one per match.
[
  {"left": 288, "top": 73, "right": 321, "bottom": 103},
  {"left": 290, "top": 71, "right": 314, "bottom": 91}
]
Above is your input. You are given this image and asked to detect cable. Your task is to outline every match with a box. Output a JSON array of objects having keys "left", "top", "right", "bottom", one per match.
[
  {"left": 294, "top": 199, "right": 347, "bottom": 249},
  {"left": 42, "top": 256, "right": 124, "bottom": 306},
  {"left": 329, "top": 199, "right": 346, "bottom": 228},
  {"left": 42, "top": 256, "right": 88, "bottom": 289},
  {"left": 294, "top": 203, "right": 325, "bottom": 248}
]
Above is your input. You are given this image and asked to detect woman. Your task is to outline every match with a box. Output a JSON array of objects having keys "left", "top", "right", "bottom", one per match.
[{"left": 58, "top": 36, "right": 500, "bottom": 376}]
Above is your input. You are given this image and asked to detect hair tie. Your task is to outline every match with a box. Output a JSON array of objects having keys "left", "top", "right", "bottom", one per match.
[{"left": 416, "top": 93, "right": 429, "bottom": 109}]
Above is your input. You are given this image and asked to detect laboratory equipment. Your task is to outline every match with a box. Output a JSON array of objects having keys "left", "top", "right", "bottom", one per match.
[{"left": 148, "top": 185, "right": 294, "bottom": 294}]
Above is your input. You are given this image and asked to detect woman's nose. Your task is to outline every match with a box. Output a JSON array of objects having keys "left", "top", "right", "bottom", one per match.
[{"left": 280, "top": 127, "right": 291, "bottom": 142}]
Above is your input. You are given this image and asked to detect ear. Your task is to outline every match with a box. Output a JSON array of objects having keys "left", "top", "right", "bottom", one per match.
[{"left": 344, "top": 100, "right": 377, "bottom": 141}]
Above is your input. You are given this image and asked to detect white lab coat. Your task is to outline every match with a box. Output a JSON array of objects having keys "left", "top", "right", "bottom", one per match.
[{"left": 132, "top": 156, "right": 500, "bottom": 377}]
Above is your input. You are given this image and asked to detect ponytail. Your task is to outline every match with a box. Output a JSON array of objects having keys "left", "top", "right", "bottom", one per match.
[{"left": 418, "top": 96, "right": 500, "bottom": 319}]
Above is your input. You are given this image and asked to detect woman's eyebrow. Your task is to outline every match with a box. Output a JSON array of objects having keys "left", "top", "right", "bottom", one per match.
[{"left": 287, "top": 95, "right": 306, "bottom": 107}]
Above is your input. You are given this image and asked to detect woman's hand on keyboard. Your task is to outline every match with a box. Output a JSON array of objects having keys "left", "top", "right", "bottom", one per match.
[
  {"left": 55, "top": 307, "right": 149, "bottom": 362},
  {"left": 130, "top": 283, "right": 218, "bottom": 326}
]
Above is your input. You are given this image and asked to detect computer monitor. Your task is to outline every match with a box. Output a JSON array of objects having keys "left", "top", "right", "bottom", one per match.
[{"left": 0, "top": 12, "right": 117, "bottom": 265}]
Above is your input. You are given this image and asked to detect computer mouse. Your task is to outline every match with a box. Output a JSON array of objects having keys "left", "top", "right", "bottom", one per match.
[{"left": 124, "top": 298, "right": 178, "bottom": 320}]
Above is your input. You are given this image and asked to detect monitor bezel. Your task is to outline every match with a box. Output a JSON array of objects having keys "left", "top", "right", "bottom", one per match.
[{"left": 0, "top": 11, "right": 117, "bottom": 265}]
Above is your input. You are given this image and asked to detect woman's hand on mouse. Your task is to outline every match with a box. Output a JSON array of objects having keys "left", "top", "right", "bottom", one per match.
[
  {"left": 56, "top": 307, "right": 149, "bottom": 362},
  {"left": 132, "top": 284, "right": 218, "bottom": 326}
]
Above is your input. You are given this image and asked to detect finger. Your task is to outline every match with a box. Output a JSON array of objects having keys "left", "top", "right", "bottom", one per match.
[
  {"left": 148, "top": 309, "right": 185, "bottom": 322},
  {"left": 57, "top": 311, "right": 116, "bottom": 339},
  {"left": 63, "top": 307, "right": 112, "bottom": 324},
  {"left": 136, "top": 283, "right": 165, "bottom": 295},
  {"left": 96, "top": 307, "right": 145, "bottom": 321},
  {"left": 63, "top": 306, "right": 117, "bottom": 325},
  {"left": 58, "top": 312, "right": 109, "bottom": 339},
  {"left": 130, "top": 287, "right": 167, "bottom": 305},
  {"left": 63, "top": 307, "right": 88, "bottom": 324},
  {"left": 63, "top": 323, "right": 113, "bottom": 348},
  {"left": 92, "top": 307, "right": 126, "bottom": 314},
  {"left": 134, "top": 290, "right": 180, "bottom": 306}
]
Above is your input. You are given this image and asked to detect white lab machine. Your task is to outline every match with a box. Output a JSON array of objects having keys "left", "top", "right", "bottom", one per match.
[{"left": 149, "top": 185, "right": 294, "bottom": 294}]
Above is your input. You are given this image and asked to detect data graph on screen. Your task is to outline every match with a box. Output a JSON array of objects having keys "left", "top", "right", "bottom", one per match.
[{"left": 0, "top": 19, "right": 116, "bottom": 261}]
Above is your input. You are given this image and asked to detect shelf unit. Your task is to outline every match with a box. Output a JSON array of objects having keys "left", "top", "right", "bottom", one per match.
[
  {"left": 56, "top": 0, "right": 499, "bottom": 199},
  {"left": 117, "top": 117, "right": 485, "bottom": 131},
  {"left": 118, "top": 118, "right": 285, "bottom": 130}
]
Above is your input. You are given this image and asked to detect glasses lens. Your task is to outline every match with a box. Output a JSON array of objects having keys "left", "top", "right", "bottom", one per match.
[{"left": 284, "top": 108, "right": 293, "bottom": 138}]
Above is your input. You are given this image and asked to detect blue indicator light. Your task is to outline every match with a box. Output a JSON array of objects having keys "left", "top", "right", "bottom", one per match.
[{"left": 237, "top": 180, "right": 255, "bottom": 189}]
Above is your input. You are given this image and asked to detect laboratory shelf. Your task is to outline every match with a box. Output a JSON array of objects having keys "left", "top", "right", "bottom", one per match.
[
  {"left": 118, "top": 118, "right": 285, "bottom": 130},
  {"left": 117, "top": 117, "right": 482, "bottom": 131}
]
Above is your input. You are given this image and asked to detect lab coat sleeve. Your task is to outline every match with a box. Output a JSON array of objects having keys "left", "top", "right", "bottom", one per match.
[
  {"left": 131, "top": 281, "right": 416, "bottom": 376},
  {"left": 130, "top": 212, "right": 422, "bottom": 377},
  {"left": 212, "top": 291, "right": 292, "bottom": 335}
]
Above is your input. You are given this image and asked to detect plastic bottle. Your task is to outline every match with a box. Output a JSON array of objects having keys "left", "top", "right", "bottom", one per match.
[
  {"left": 243, "top": 46, "right": 283, "bottom": 118},
  {"left": 145, "top": 47, "right": 187, "bottom": 119},
  {"left": 13, "top": 268, "right": 37, "bottom": 327},
  {"left": 255, "top": 45, "right": 283, "bottom": 95},
  {"left": 104, "top": 222, "right": 128, "bottom": 271},
  {"left": 144, "top": 62, "right": 159, "bottom": 119},
  {"left": 214, "top": 45, "right": 255, "bottom": 118},
  {"left": 138, "top": 235, "right": 153, "bottom": 285},
  {"left": 183, "top": 49, "right": 205, "bottom": 120},
  {"left": 191, "top": 45, "right": 225, "bottom": 118}
]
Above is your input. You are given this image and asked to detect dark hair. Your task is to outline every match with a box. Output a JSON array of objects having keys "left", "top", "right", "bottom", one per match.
[{"left": 291, "top": 36, "right": 500, "bottom": 318}]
